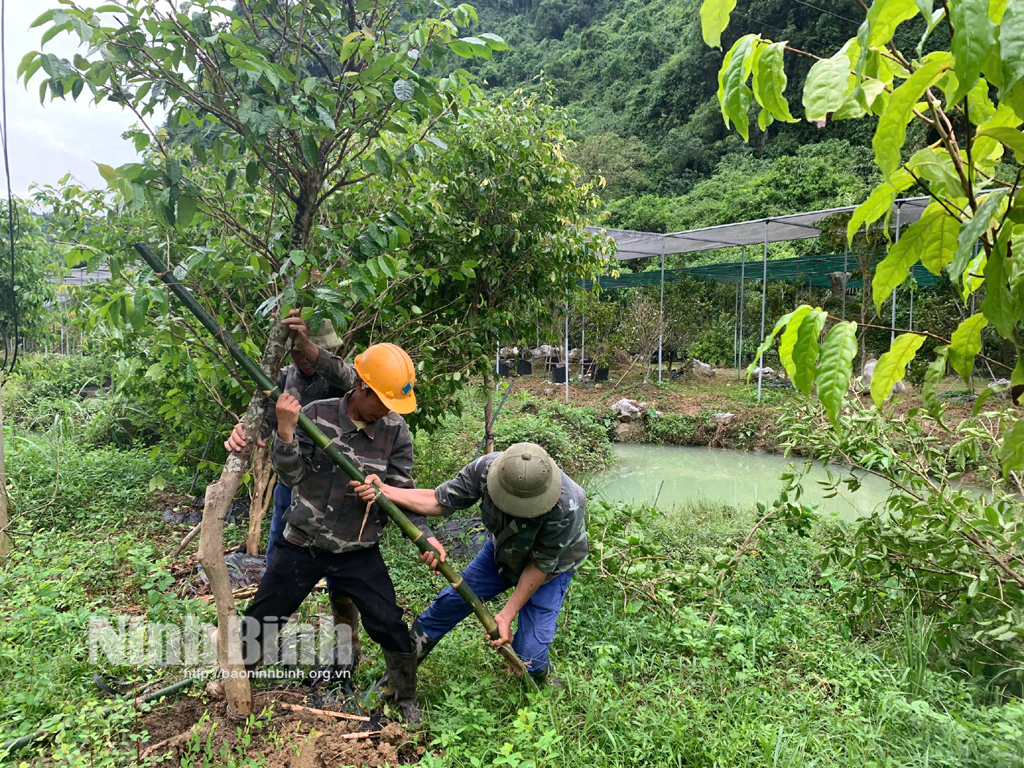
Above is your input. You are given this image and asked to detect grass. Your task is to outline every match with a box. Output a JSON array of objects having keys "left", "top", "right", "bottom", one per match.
[{"left": 1, "top": 366, "right": 1022, "bottom": 766}]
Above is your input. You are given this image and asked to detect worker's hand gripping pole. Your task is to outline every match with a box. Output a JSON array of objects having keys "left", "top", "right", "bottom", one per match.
[{"left": 133, "top": 243, "right": 538, "bottom": 692}]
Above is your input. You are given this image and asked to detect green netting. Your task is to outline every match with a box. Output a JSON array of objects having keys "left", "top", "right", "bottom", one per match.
[{"left": 582, "top": 252, "right": 944, "bottom": 290}]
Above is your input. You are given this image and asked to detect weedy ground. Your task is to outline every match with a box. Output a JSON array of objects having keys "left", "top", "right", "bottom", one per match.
[{"left": 0, "top": 356, "right": 1021, "bottom": 766}]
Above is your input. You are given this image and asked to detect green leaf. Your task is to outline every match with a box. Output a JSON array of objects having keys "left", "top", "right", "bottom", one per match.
[
  {"left": 949, "top": 313, "right": 988, "bottom": 380},
  {"left": 701, "top": 0, "right": 737, "bottom": 49},
  {"left": 448, "top": 39, "right": 475, "bottom": 58},
  {"left": 802, "top": 54, "right": 851, "bottom": 124},
  {"left": 94, "top": 162, "right": 118, "bottom": 185},
  {"left": 981, "top": 232, "right": 1017, "bottom": 339},
  {"left": 949, "top": 0, "right": 996, "bottom": 104},
  {"left": 1001, "top": 0, "right": 1024, "bottom": 96},
  {"left": 300, "top": 134, "right": 318, "bottom": 166},
  {"left": 746, "top": 309, "right": 796, "bottom": 379},
  {"left": 717, "top": 35, "right": 758, "bottom": 141},
  {"left": 817, "top": 321, "right": 859, "bottom": 427},
  {"left": 29, "top": 10, "right": 55, "bottom": 28},
  {"left": 923, "top": 345, "right": 949, "bottom": 423},
  {"left": 906, "top": 147, "right": 962, "bottom": 198},
  {"left": 996, "top": 418, "right": 1024, "bottom": 476},
  {"left": 975, "top": 126, "right": 1024, "bottom": 162},
  {"left": 847, "top": 170, "right": 912, "bottom": 244},
  {"left": 752, "top": 42, "right": 797, "bottom": 123},
  {"left": 176, "top": 196, "right": 197, "bottom": 228},
  {"left": 245, "top": 160, "right": 259, "bottom": 187},
  {"left": 873, "top": 53, "right": 953, "bottom": 179},
  {"left": 779, "top": 305, "right": 815, "bottom": 380},
  {"left": 873, "top": 205, "right": 960, "bottom": 310},
  {"left": 792, "top": 309, "right": 827, "bottom": 396},
  {"left": 946, "top": 188, "right": 1009, "bottom": 283},
  {"left": 374, "top": 148, "right": 393, "bottom": 178},
  {"left": 393, "top": 79, "right": 414, "bottom": 101},
  {"left": 165, "top": 157, "right": 182, "bottom": 185},
  {"left": 871, "top": 333, "right": 925, "bottom": 407},
  {"left": 865, "top": 0, "right": 919, "bottom": 46}
]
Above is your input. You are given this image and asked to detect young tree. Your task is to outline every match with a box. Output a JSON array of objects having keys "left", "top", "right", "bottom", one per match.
[
  {"left": 23, "top": 0, "right": 503, "bottom": 715},
  {"left": 619, "top": 291, "right": 663, "bottom": 384},
  {"left": 701, "top": 0, "right": 1024, "bottom": 666}
]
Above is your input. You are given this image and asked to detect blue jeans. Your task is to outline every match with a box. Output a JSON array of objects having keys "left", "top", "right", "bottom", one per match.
[
  {"left": 416, "top": 539, "right": 573, "bottom": 673},
  {"left": 266, "top": 483, "right": 342, "bottom": 597}
]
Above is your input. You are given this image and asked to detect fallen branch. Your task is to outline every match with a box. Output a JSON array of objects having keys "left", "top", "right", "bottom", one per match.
[
  {"left": 277, "top": 702, "right": 370, "bottom": 722},
  {"left": 170, "top": 522, "right": 202, "bottom": 559},
  {"left": 141, "top": 722, "right": 205, "bottom": 759}
]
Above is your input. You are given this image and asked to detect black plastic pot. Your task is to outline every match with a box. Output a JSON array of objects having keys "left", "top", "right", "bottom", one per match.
[
  {"left": 595, "top": 367, "right": 610, "bottom": 382},
  {"left": 497, "top": 360, "right": 512, "bottom": 377},
  {"left": 583, "top": 359, "right": 597, "bottom": 378},
  {"left": 517, "top": 359, "right": 533, "bottom": 375},
  {"left": 552, "top": 365, "right": 568, "bottom": 383}
]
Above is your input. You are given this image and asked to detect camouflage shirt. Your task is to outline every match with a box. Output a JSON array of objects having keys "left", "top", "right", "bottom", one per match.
[
  {"left": 272, "top": 359, "right": 432, "bottom": 553},
  {"left": 261, "top": 364, "right": 351, "bottom": 440},
  {"left": 433, "top": 453, "right": 589, "bottom": 582}
]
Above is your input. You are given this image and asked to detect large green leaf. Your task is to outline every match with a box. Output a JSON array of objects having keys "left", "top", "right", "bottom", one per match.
[
  {"left": 778, "top": 304, "right": 815, "bottom": 380},
  {"left": 865, "top": 0, "right": 920, "bottom": 46},
  {"left": 701, "top": 0, "right": 738, "bottom": 49},
  {"left": 946, "top": 188, "right": 1009, "bottom": 284},
  {"left": 847, "top": 169, "right": 912, "bottom": 244},
  {"left": 1002, "top": 0, "right": 1024, "bottom": 96},
  {"left": 975, "top": 126, "right": 1024, "bottom": 162},
  {"left": 803, "top": 54, "right": 851, "bottom": 124},
  {"left": 981, "top": 230, "right": 1017, "bottom": 339},
  {"left": 906, "top": 146, "right": 962, "bottom": 198},
  {"left": 792, "top": 309, "right": 827, "bottom": 395},
  {"left": 996, "top": 418, "right": 1024, "bottom": 476},
  {"left": 717, "top": 35, "right": 758, "bottom": 140},
  {"left": 752, "top": 42, "right": 797, "bottom": 123},
  {"left": 949, "top": 0, "right": 997, "bottom": 104},
  {"left": 746, "top": 308, "right": 797, "bottom": 380},
  {"left": 873, "top": 204, "right": 961, "bottom": 311},
  {"left": 817, "top": 321, "right": 859, "bottom": 427},
  {"left": 873, "top": 53, "right": 953, "bottom": 179},
  {"left": 949, "top": 313, "right": 989, "bottom": 380},
  {"left": 921, "top": 345, "right": 949, "bottom": 424},
  {"left": 871, "top": 333, "right": 925, "bottom": 407}
]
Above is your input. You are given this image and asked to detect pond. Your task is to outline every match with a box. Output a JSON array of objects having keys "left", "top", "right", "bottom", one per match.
[{"left": 594, "top": 444, "right": 898, "bottom": 521}]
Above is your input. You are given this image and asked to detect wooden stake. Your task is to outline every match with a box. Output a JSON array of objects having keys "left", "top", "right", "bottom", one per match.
[{"left": 170, "top": 522, "right": 202, "bottom": 559}]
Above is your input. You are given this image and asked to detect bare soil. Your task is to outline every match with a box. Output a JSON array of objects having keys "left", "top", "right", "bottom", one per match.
[{"left": 139, "top": 691, "right": 420, "bottom": 767}]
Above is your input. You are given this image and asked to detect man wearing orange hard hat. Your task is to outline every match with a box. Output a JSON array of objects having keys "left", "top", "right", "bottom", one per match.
[{"left": 236, "top": 311, "right": 443, "bottom": 723}]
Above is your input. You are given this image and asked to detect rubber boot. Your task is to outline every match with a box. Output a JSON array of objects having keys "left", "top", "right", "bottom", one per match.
[
  {"left": 330, "top": 593, "right": 362, "bottom": 665},
  {"left": 410, "top": 619, "right": 439, "bottom": 666},
  {"left": 382, "top": 649, "right": 421, "bottom": 724},
  {"left": 529, "top": 667, "right": 562, "bottom": 689}
]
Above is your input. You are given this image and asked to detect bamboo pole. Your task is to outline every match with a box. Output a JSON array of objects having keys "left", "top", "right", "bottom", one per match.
[{"left": 133, "top": 243, "right": 538, "bottom": 691}]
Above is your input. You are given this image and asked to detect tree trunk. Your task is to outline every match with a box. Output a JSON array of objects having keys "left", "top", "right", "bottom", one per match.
[
  {"left": 484, "top": 373, "right": 495, "bottom": 455},
  {"left": 0, "top": 381, "right": 8, "bottom": 562},
  {"left": 246, "top": 444, "right": 274, "bottom": 555}
]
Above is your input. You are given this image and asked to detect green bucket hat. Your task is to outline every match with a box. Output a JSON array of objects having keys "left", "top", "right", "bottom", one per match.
[
  {"left": 486, "top": 442, "right": 562, "bottom": 518},
  {"left": 308, "top": 319, "right": 342, "bottom": 351}
]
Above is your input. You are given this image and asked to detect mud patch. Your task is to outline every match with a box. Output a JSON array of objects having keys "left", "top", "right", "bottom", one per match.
[{"left": 141, "top": 692, "right": 420, "bottom": 766}]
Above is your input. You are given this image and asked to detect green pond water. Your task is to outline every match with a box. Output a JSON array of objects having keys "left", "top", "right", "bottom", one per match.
[{"left": 594, "top": 444, "right": 898, "bottom": 520}]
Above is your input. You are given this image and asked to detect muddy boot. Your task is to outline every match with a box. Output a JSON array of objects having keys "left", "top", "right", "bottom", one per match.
[
  {"left": 529, "top": 667, "right": 562, "bottom": 689},
  {"left": 329, "top": 593, "right": 362, "bottom": 666},
  {"left": 382, "top": 650, "right": 421, "bottom": 724}
]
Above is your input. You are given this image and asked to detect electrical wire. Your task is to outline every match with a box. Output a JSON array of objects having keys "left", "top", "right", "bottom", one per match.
[
  {"left": 789, "top": 0, "right": 918, "bottom": 47},
  {"left": 0, "top": 0, "right": 18, "bottom": 375}
]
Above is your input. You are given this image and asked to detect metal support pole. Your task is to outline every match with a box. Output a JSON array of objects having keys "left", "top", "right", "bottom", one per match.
[
  {"left": 757, "top": 222, "right": 768, "bottom": 404},
  {"left": 495, "top": 339, "right": 499, "bottom": 377},
  {"left": 842, "top": 245, "right": 848, "bottom": 321},
  {"left": 658, "top": 248, "right": 665, "bottom": 383},
  {"left": 564, "top": 291, "right": 569, "bottom": 404},
  {"left": 581, "top": 310, "right": 585, "bottom": 378},
  {"left": 892, "top": 204, "right": 900, "bottom": 343},
  {"left": 738, "top": 246, "right": 746, "bottom": 380},
  {"left": 733, "top": 279, "right": 740, "bottom": 371}
]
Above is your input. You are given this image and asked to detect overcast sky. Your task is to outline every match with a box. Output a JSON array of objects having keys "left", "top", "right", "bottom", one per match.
[{"left": 3, "top": 4, "right": 147, "bottom": 197}]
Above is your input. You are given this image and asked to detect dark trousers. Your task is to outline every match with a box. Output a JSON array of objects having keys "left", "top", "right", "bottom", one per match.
[{"left": 242, "top": 537, "right": 412, "bottom": 664}]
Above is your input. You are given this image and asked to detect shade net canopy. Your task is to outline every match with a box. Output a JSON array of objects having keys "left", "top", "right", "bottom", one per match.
[
  {"left": 584, "top": 252, "right": 943, "bottom": 290},
  {"left": 586, "top": 197, "right": 931, "bottom": 260}
]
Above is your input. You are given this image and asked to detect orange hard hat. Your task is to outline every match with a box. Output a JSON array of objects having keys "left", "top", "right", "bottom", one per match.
[{"left": 354, "top": 343, "right": 417, "bottom": 414}]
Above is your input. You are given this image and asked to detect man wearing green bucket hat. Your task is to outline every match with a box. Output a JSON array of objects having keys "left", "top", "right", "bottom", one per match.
[{"left": 352, "top": 441, "right": 588, "bottom": 684}]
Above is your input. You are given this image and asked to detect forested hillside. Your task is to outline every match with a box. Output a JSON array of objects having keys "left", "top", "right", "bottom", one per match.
[{"left": 464, "top": 0, "right": 940, "bottom": 233}]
